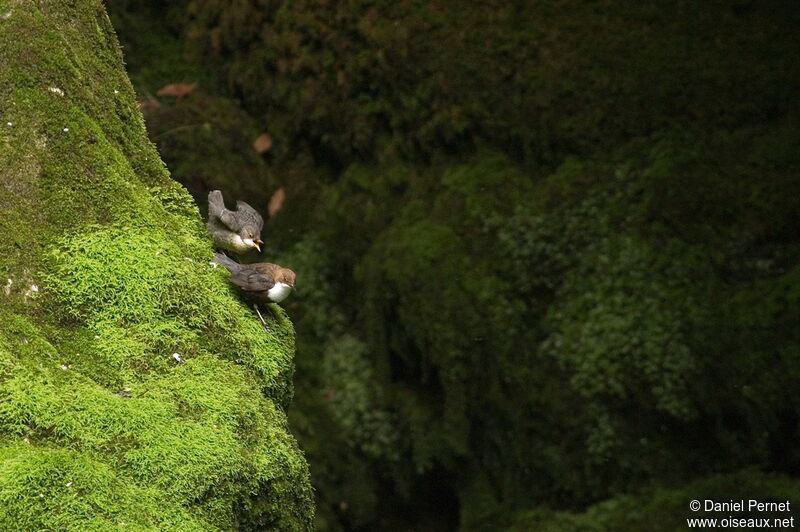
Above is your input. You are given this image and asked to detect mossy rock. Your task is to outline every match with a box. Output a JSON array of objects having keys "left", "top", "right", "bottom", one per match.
[{"left": 0, "top": 1, "right": 312, "bottom": 529}]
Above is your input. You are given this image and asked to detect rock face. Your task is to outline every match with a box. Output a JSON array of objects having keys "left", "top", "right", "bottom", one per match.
[{"left": 0, "top": 2, "right": 313, "bottom": 530}]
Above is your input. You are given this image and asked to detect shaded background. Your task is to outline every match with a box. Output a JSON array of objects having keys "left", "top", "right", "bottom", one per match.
[{"left": 108, "top": 1, "right": 800, "bottom": 529}]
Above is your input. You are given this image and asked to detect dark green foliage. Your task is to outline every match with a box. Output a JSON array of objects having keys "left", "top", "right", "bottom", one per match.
[
  {"left": 108, "top": 0, "right": 800, "bottom": 530},
  {"left": 320, "top": 334, "right": 400, "bottom": 461},
  {"left": 284, "top": 138, "right": 800, "bottom": 527},
  {"left": 182, "top": 0, "right": 799, "bottom": 164},
  {"left": 493, "top": 470, "right": 800, "bottom": 532},
  {"left": 139, "top": 94, "right": 280, "bottom": 219}
]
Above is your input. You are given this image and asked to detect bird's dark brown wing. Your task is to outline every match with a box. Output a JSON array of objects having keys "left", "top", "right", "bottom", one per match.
[{"left": 229, "top": 267, "right": 276, "bottom": 293}]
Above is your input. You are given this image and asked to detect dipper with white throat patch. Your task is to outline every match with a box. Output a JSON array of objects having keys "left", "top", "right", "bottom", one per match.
[
  {"left": 214, "top": 254, "right": 295, "bottom": 330},
  {"left": 207, "top": 190, "right": 264, "bottom": 255}
]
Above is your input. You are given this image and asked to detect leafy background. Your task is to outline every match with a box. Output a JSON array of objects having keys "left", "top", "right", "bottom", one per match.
[{"left": 108, "top": 0, "right": 800, "bottom": 529}]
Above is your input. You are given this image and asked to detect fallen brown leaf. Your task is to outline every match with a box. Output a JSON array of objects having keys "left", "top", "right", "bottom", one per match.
[
  {"left": 156, "top": 82, "right": 197, "bottom": 97},
  {"left": 253, "top": 132, "right": 273, "bottom": 154},
  {"left": 268, "top": 187, "right": 286, "bottom": 218}
]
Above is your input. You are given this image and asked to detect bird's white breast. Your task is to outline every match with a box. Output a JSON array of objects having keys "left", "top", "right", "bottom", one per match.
[
  {"left": 226, "top": 234, "right": 249, "bottom": 252},
  {"left": 268, "top": 282, "right": 292, "bottom": 302}
]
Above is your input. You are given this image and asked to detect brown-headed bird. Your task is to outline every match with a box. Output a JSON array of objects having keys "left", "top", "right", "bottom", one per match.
[
  {"left": 214, "top": 253, "right": 295, "bottom": 330},
  {"left": 207, "top": 190, "right": 264, "bottom": 255}
]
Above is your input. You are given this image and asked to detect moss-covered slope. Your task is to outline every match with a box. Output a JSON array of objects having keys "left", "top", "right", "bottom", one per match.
[{"left": 0, "top": 1, "right": 312, "bottom": 529}]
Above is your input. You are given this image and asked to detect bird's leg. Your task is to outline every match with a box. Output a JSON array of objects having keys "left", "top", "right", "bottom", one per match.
[
  {"left": 266, "top": 304, "right": 278, "bottom": 323},
  {"left": 253, "top": 304, "right": 270, "bottom": 331}
]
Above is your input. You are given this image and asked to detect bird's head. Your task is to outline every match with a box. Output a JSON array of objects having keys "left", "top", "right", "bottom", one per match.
[
  {"left": 241, "top": 226, "right": 263, "bottom": 252},
  {"left": 275, "top": 268, "right": 296, "bottom": 289}
]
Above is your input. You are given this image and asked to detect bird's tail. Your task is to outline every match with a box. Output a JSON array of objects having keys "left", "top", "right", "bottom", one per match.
[
  {"left": 213, "top": 253, "right": 239, "bottom": 272},
  {"left": 208, "top": 190, "right": 226, "bottom": 218}
]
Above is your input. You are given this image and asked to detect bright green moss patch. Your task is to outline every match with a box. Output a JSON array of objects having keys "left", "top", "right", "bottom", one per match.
[
  {"left": 0, "top": 1, "right": 312, "bottom": 529},
  {"left": 0, "top": 324, "right": 310, "bottom": 525},
  {"left": 43, "top": 222, "right": 294, "bottom": 405},
  {"left": 0, "top": 444, "right": 209, "bottom": 532}
]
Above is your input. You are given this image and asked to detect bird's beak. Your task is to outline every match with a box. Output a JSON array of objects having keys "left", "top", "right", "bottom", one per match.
[{"left": 253, "top": 242, "right": 261, "bottom": 252}]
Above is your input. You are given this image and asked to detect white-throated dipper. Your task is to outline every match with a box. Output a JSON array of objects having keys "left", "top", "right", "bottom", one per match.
[
  {"left": 214, "top": 253, "right": 295, "bottom": 330},
  {"left": 207, "top": 190, "right": 264, "bottom": 255}
]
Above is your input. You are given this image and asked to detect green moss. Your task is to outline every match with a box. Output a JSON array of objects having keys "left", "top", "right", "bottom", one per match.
[
  {"left": 0, "top": 1, "right": 312, "bottom": 529},
  {"left": 0, "top": 443, "right": 209, "bottom": 531}
]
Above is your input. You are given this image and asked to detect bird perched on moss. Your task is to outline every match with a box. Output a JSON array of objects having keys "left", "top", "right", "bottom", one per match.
[
  {"left": 214, "top": 253, "right": 295, "bottom": 330},
  {"left": 207, "top": 190, "right": 264, "bottom": 255}
]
